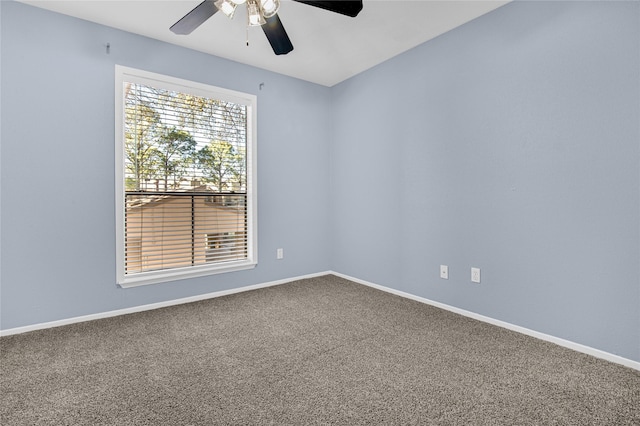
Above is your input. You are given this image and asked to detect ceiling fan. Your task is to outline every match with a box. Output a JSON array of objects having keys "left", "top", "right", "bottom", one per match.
[{"left": 170, "top": 0, "right": 363, "bottom": 55}]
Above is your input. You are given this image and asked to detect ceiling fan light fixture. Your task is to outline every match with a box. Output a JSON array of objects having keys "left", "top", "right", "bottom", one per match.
[
  {"left": 260, "top": 0, "right": 280, "bottom": 18},
  {"left": 170, "top": 0, "right": 363, "bottom": 55},
  {"left": 214, "top": 0, "right": 237, "bottom": 18},
  {"left": 247, "top": 0, "right": 266, "bottom": 26}
]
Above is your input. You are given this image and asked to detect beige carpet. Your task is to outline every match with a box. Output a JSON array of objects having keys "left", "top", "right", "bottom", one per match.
[{"left": 1, "top": 274, "right": 639, "bottom": 425}]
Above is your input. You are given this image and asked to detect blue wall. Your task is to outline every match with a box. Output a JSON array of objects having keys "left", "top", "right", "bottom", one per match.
[
  {"left": 331, "top": 1, "right": 639, "bottom": 362},
  {"left": 0, "top": 1, "right": 332, "bottom": 328},
  {"left": 1, "top": 1, "right": 639, "bottom": 363}
]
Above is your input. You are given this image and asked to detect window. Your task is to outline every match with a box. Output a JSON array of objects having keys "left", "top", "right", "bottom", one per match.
[
  {"left": 115, "top": 66, "right": 257, "bottom": 287},
  {"left": 205, "top": 232, "right": 245, "bottom": 262}
]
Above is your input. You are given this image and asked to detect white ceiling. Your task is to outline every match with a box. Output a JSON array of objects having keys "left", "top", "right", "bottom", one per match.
[{"left": 19, "top": 0, "right": 509, "bottom": 87}]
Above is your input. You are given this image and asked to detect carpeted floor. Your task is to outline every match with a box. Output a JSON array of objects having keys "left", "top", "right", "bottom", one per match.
[{"left": 1, "top": 274, "right": 639, "bottom": 425}]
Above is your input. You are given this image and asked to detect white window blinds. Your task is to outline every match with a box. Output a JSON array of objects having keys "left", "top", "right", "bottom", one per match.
[{"left": 116, "top": 66, "right": 257, "bottom": 287}]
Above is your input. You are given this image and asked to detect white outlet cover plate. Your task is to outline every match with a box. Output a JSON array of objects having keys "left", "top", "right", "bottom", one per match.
[
  {"left": 471, "top": 267, "right": 481, "bottom": 283},
  {"left": 440, "top": 265, "right": 449, "bottom": 279}
]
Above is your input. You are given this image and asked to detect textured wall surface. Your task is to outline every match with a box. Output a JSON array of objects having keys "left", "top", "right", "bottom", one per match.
[
  {"left": 331, "top": 1, "right": 639, "bottom": 361},
  {"left": 2, "top": 1, "right": 639, "bottom": 362},
  {"left": 0, "top": 1, "right": 332, "bottom": 329}
]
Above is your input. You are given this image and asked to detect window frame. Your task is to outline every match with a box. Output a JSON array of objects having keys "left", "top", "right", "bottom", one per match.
[{"left": 115, "top": 65, "right": 258, "bottom": 288}]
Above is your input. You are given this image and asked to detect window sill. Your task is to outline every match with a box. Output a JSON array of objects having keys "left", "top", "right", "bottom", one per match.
[{"left": 118, "top": 260, "right": 257, "bottom": 288}]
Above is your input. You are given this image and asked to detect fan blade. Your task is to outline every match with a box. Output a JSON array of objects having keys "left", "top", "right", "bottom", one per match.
[
  {"left": 293, "top": 1, "right": 363, "bottom": 17},
  {"left": 170, "top": 0, "right": 218, "bottom": 35},
  {"left": 262, "top": 14, "right": 294, "bottom": 55}
]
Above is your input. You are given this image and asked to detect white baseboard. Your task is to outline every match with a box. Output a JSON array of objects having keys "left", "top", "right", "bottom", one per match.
[
  {"left": 330, "top": 271, "right": 640, "bottom": 372},
  {"left": 3, "top": 270, "right": 638, "bottom": 372},
  {"left": 0, "top": 271, "right": 331, "bottom": 337}
]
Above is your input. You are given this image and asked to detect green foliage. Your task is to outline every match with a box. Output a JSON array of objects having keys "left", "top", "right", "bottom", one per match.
[
  {"left": 125, "top": 101, "right": 160, "bottom": 191},
  {"left": 153, "top": 128, "right": 196, "bottom": 191},
  {"left": 123, "top": 83, "right": 247, "bottom": 193},
  {"left": 197, "top": 140, "right": 245, "bottom": 192}
]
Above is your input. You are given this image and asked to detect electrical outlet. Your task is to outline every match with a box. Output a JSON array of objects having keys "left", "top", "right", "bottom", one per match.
[
  {"left": 471, "top": 267, "right": 481, "bottom": 283},
  {"left": 277, "top": 248, "right": 284, "bottom": 259},
  {"left": 440, "top": 265, "right": 449, "bottom": 280}
]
